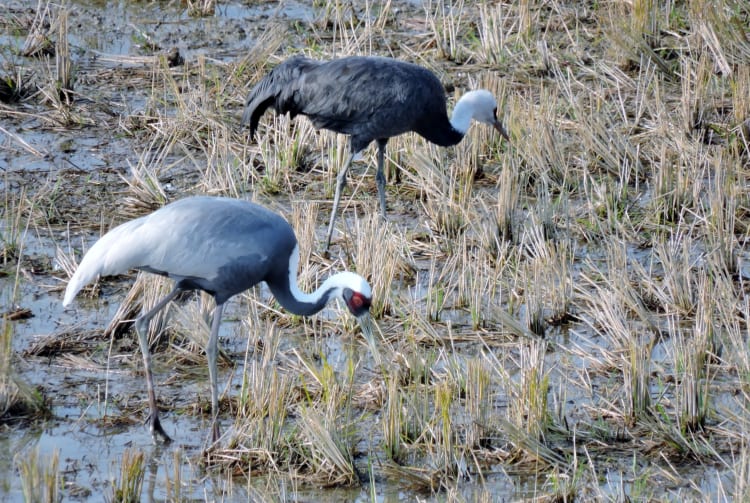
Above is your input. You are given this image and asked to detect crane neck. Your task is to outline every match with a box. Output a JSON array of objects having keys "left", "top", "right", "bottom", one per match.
[
  {"left": 448, "top": 93, "right": 476, "bottom": 137},
  {"left": 420, "top": 110, "right": 465, "bottom": 147},
  {"left": 266, "top": 245, "right": 344, "bottom": 317}
]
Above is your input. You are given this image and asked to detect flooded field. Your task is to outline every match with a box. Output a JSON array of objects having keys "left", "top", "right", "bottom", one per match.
[{"left": 2, "top": 0, "right": 750, "bottom": 501}]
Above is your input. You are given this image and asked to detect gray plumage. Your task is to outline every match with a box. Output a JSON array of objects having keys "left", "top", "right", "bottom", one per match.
[
  {"left": 63, "top": 196, "right": 375, "bottom": 443},
  {"left": 242, "top": 55, "right": 509, "bottom": 250}
]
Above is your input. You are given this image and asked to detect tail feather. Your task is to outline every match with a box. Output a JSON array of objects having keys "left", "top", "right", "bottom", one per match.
[
  {"left": 241, "top": 78, "right": 276, "bottom": 139},
  {"left": 63, "top": 219, "right": 145, "bottom": 306},
  {"left": 241, "top": 56, "right": 316, "bottom": 139}
]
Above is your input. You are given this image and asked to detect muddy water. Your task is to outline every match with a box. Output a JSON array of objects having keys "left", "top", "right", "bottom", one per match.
[
  {"left": 0, "top": 2, "right": 463, "bottom": 499},
  {"left": 0, "top": 1, "right": 299, "bottom": 500},
  {"left": 2, "top": 0, "right": 746, "bottom": 501}
]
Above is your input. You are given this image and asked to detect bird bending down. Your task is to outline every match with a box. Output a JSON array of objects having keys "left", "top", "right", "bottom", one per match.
[
  {"left": 242, "top": 55, "right": 510, "bottom": 250},
  {"left": 62, "top": 196, "right": 376, "bottom": 444}
]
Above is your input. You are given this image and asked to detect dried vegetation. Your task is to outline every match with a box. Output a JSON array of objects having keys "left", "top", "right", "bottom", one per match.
[{"left": 2, "top": 0, "right": 750, "bottom": 500}]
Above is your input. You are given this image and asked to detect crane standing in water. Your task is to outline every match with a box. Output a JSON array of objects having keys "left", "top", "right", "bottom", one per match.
[{"left": 63, "top": 196, "right": 376, "bottom": 443}]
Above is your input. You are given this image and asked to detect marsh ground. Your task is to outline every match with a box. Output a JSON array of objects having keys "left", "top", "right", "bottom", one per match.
[{"left": 1, "top": 0, "right": 750, "bottom": 501}]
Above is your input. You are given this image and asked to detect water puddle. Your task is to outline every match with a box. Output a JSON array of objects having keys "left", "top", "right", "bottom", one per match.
[{"left": 3, "top": 0, "right": 747, "bottom": 500}]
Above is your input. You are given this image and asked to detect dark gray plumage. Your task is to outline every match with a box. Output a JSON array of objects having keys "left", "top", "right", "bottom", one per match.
[
  {"left": 242, "top": 55, "right": 509, "bottom": 250},
  {"left": 63, "top": 196, "right": 375, "bottom": 443}
]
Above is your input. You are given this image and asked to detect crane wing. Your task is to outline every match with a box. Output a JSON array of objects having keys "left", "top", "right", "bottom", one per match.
[
  {"left": 63, "top": 198, "right": 295, "bottom": 306},
  {"left": 242, "top": 56, "right": 321, "bottom": 138},
  {"left": 291, "top": 57, "right": 448, "bottom": 148}
]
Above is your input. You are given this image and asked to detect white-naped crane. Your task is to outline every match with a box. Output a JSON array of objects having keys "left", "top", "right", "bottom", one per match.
[
  {"left": 242, "top": 55, "right": 509, "bottom": 250},
  {"left": 63, "top": 196, "right": 376, "bottom": 443}
]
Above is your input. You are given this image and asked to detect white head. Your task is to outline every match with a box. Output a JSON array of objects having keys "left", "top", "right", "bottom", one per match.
[
  {"left": 462, "top": 90, "right": 498, "bottom": 125},
  {"left": 332, "top": 271, "right": 378, "bottom": 362},
  {"left": 334, "top": 271, "right": 372, "bottom": 317},
  {"left": 451, "top": 89, "right": 509, "bottom": 140}
]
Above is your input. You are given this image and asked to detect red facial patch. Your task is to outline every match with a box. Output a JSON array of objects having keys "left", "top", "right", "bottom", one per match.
[{"left": 349, "top": 292, "right": 370, "bottom": 311}]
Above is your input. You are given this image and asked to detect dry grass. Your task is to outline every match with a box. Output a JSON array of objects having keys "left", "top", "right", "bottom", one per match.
[
  {"left": 3, "top": 0, "right": 750, "bottom": 500},
  {"left": 1, "top": 319, "right": 46, "bottom": 419},
  {"left": 111, "top": 448, "right": 146, "bottom": 503},
  {"left": 15, "top": 447, "right": 61, "bottom": 503}
]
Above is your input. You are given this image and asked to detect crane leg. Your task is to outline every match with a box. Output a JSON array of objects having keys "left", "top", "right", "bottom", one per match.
[
  {"left": 134, "top": 285, "right": 182, "bottom": 444},
  {"left": 325, "top": 151, "right": 356, "bottom": 251},
  {"left": 375, "top": 141, "right": 387, "bottom": 219},
  {"left": 205, "top": 302, "right": 225, "bottom": 443}
]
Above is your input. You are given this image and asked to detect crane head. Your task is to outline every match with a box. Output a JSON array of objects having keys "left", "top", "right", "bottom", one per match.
[
  {"left": 469, "top": 89, "right": 510, "bottom": 141},
  {"left": 453, "top": 89, "right": 510, "bottom": 141},
  {"left": 339, "top": 275, "right": 380, "bottom": 364},
  {"left": 343, "top": 289, "right": 371, "bottom": 317}
]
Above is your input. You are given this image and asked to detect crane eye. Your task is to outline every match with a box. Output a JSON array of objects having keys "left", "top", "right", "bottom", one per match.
[{"left": 347, "top": 291, "right": 371, "bottom": 314}]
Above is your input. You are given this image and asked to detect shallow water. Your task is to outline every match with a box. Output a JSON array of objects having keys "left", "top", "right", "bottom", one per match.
[{"left": 2, "top": 0, "right": 749, "bottom": 501}]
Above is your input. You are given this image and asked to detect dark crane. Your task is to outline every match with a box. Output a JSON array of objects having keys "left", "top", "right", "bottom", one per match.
[
  {"left": 63, "top": 196, "right": 376, "bottom": 443},
  {"left": 242, "top": 55, "right": 509, "bottom": 250}
]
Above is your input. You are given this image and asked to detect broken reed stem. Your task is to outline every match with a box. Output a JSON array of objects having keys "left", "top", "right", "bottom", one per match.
[
  {"left": 298, "top": 406, "right": 357, "bottom": 487},
  {"left": 112, "top": 448, "right": 146, "bottom": 503},
  {"left": 186, "top": 0, "right": 215, "bottom": 17},
  {"left": 383, "top": 374, "right": 403, "bottom": 461},
  {"left": 16, "top": 447, "right": 61, "bottom": 503},
  {"left": 625, "top": 336, "right": 652, "bottom": 423},
  {"left": 55, "top": 8, "right": 71, "bottom": 104},
  {"left": 465, "top": 357, "right": 491, "bottom": 449}
]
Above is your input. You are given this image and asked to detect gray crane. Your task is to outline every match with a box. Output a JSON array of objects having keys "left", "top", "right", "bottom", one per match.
[
  {"left": 63, "top": 196, "right": 375, "bottom": 443},
  {"left": 242, "top": 55, "right": 510, "bottom": 250}
]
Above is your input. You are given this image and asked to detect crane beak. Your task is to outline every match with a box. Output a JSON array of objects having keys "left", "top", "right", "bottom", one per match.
[
  {"left": 357, "top": 312, "right": 382, "bottom": 366},
  {"left": 493, "top": 119, "right": 510, "bottom": 141}
]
